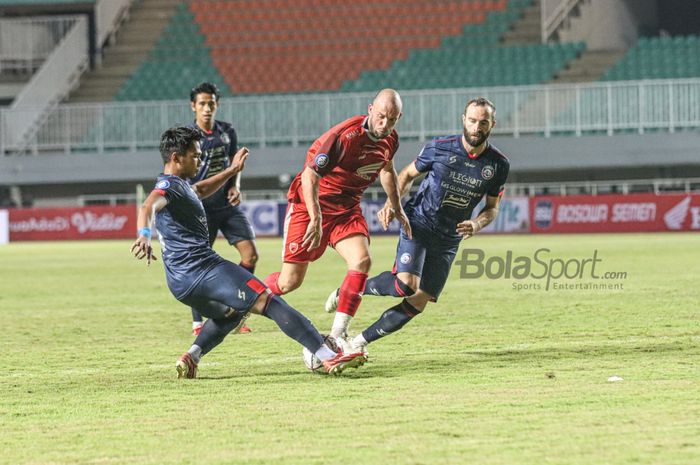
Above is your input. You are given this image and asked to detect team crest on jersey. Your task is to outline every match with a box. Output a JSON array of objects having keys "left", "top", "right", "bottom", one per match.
[
  {"left": 400, "top": 253, "right": 412, "bottom": 265},
  {"left": 221, "top": 133, "right": 230, "bottom": 144},
  {"left": 289, "top": 242, "right": 299, "bottom": 253},
  {"left": 156, "top": 180, "right": 170, "bottom": 190},
  {"left": 315, "top": 153, "right": 329, "bottom": 168},
  {"left": 481, "top": 165, "right": 495, "bottom": 180}
]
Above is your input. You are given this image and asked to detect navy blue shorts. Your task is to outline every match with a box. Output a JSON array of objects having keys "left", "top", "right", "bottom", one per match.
[
  {"left": 394, "top": 222, "right": 459, "bottom": 301},
  {"left": 207, "top": 206, "right": 255, "bottom": 245},
  {"left": 179, "top": 261, "right": 268, "bottom": 319}
]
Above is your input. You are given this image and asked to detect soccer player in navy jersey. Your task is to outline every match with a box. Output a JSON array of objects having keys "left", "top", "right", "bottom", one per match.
[
  {"left": 188, "top": 82, "right": 256, "bottom": 335},
  {"left": 327, "top": 98, "right": 510, "bottom": 355},
  {"left": 130, "top": 126, "right": 367, "bottom": 378}
]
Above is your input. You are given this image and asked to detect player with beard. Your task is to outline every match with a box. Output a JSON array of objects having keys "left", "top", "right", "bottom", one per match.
[
  {"left": 263, "top": 89, "right": 412, "bottom": 339},
  {"left": 325, "top": 98, "right": 510, "bottom": 355}
]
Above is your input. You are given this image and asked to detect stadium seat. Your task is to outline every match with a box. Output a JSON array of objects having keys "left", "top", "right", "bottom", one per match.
[{"left": 601, "top": 35, "right": 700, "bottom": 81}]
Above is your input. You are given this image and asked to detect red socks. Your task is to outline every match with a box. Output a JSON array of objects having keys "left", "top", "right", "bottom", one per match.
[
  {"left": 337, "top": 270, "right": 368, "bottom": 317},
  {"left": 264, "top": 272, "right": 283, "bottom": 295}
]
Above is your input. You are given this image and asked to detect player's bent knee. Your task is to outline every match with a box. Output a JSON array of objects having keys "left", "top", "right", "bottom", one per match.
[
  {"left": 248, "top": 292, "right": 270, "bottom": 315},
  {"left": 349, "top": 254, "right": 372, "bottom": 273},
  {"left": 278, "top": 276, "right": 302, "bottom": 294},
  {"left": 405, "top": 291, "right": 431, "bottom": 312}
]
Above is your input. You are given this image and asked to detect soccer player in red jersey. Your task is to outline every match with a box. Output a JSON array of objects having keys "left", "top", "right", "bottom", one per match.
[{"left": 264, "top": 89, "right": 412, "bottom": 338}]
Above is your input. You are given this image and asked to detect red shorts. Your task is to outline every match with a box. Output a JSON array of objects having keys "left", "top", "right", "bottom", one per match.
[{"left": 282, "top": 203, "right": 369, "bottom": 263}]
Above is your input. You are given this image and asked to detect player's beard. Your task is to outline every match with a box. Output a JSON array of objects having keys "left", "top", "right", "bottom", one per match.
[
  {"left": 463, "top": 127, "right": 490, "bottom": 148},
  {"left": 367, "top": 121, "right": 388, "bottom": 139}
]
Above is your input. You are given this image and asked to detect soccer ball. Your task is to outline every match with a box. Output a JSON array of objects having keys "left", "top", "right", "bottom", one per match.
[
  {"left": 302, "top": 335, "right": 338, "bottom": 372},
  {"left": 302, "top": 346, "right": 324, "bottom": 372}
]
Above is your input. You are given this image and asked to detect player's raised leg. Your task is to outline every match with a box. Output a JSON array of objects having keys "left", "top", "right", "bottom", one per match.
[
  {"left": 346, "top": 290, "right": 431, "bottom": 355},
  {"left": 250, "top": 292, "right": 367, "bottom": 375}
]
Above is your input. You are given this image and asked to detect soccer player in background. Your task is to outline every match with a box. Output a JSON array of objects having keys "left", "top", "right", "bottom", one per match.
[
  {"left": 263, "top": 89, "right": 412, "bottom": 339},
  {"left": 188, "top": 82, "right": 256, "bottom": 335},
  {"left": 130, "top": 126, "right": 367, "bottom": 378},
  {"left": 329, "top": 98, "right": 510, "bottom": 355}
]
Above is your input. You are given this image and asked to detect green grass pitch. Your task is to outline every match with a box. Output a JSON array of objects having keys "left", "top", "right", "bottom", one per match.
[{"left": 1, "top": 233, "right": 698, "bottom": 465}]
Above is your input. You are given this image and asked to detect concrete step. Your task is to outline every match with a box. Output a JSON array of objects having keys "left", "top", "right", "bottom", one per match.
[
  {"left": 552, "top": 49, "right": 626, "bottom": 83},
  {"left": 66, "top": 0, "right": 182, "bottom": 103},
  {"left": 500, "top": 0, "right": 542, "bottom": 45}
]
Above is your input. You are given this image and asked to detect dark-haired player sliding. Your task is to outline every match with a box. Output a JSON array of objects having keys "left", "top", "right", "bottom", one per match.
[
  {"left": 131, "top": 126, "right": 367, "bottom": 377},
  {"left": 327, "top": 98, "right": 510, "bottom": 355}
]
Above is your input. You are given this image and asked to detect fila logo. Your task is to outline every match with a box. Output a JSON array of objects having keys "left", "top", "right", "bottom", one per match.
[{"left": 356, "top": 161, "right": 384, "bottom": 180}]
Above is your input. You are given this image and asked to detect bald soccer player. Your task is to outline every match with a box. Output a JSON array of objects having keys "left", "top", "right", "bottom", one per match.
[{"left": 264, "top": 89, "right": 412, "bottom": 339}]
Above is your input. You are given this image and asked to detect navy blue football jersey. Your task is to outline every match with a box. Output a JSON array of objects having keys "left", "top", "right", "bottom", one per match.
[
  {"left": 188, "top": 120, "right": 238, "bottom": 211},
  {"left": 153, "top": 174, "right": 225, "bottom": 299},
  {"left": 404, "top": 135, "right": 509, "bottom": 242}
]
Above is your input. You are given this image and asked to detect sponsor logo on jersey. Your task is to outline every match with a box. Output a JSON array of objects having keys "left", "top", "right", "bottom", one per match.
[
  {"left": 465, "top": 162, "right": 476, "bottom": 168},
  {"left": 156, "top": 180, "right": 170, "bottom": 190},
  {"left": 356, "top": 161, "right": 385, "bottom": 180},
  {"left": 481, "top": 165, "right": 495, "bottom": 180},
  {"left": 449, "top": 155, "right": 457, "bottom": 164},
  {"left": 344, "top": 129, "right": 361, "bottom": 140},
  {"left": 441, "top": 193, "right": 470, "bottom": 209},
  {"left": 534, "top": 200, "right": 553, "bottom": 229},
  {"left": 237, "top": 289, "right": 246, "bottom": 300},
  {"left": 664, "top": 196, "right": 691, "bottom": 230},
  {"left": 400, "top": 253, "right": 412, "bottom": 265},
  {"left": 315, "top": 153, "right": 329, "bottom": 168}
]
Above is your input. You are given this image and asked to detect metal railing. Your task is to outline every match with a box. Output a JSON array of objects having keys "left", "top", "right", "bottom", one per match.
[
  {"left": 2, "top": 78, "right": 700, "bottom": 155},
  {"left": 0, "top": 16, "right": 81, "bottom": 74},
  {"left": 95, "top": 0, "right": 132, "bottom": 50},
  {"left": 541, "top": 0, "right": 583, "bottom": 42},
  {"left": 237, "top": 177, "right": 700, "bottom": 201},
  {"left": 2, "top": 16, "right": 89, "bottom": 154}
]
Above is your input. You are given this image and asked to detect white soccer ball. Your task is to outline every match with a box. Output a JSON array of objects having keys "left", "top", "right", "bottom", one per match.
[{"left": 302, "top": 346, "right": 324, "bottom": 372}]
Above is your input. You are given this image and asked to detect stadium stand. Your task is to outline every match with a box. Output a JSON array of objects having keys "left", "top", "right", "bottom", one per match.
[
  {"left": 601, "top": 35, "right": 700, "bottom": 81},
  {"left": 0, "top": 0, "right": 94, "bottom": 4},
  {"left": 114, "top": 0, "right": 586, "bottom": 99}
]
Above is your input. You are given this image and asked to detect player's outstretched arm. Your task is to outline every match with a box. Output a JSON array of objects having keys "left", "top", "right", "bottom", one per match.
[
  {"left": 378, "top": 160, "right": 413, "bottom": 238},
  {"left": 456, "top": 194, "right": 502, "bottom": 239},
  {"left": 131, "top": 192, "right": 167, "bottom": 265},
  {"left": 194, "top": 147, "right": 249, "bottom": 199}
]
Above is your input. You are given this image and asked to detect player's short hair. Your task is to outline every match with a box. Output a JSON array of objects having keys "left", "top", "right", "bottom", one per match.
[
  {"left": 190, "top": 82, "right": 220, "bottom": 102},
  {"left": 159, "top": 126, "right": 201, "bottom": 164},
  {"left": 464, "top": 97, "right": 496, "bottom": 119}
]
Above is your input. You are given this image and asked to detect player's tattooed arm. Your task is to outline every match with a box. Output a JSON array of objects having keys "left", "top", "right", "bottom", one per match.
[
  {"left": 194, "top": 147, "right": 249, "bottom": 199},
  {"left": 131, "top": 193, "right": 167, "bottom": 265},
  {"left": 378, "top": 160, "right": 412, "bottom": 239},
  {"left": 300, "top": 166, "right": 322, "bottom": 250},
  {"left": 456, "top": 194, "right": 501, "bottom": 239}
]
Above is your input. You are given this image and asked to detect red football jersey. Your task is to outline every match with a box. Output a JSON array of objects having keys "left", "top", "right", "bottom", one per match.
[{"left": 287, "top": 115, "right": 400, "bottom": 215}]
